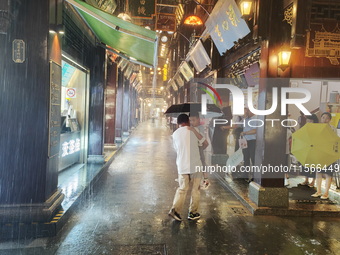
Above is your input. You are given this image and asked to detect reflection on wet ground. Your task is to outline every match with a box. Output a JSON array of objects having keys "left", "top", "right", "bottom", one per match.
[{"left": 1, "top": 118, "right": 340, "bottom": 254}]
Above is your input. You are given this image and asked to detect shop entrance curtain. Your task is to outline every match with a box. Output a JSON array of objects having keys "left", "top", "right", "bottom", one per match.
[{"left": 66, "top": 0, "right": 158, "bottom": 67}]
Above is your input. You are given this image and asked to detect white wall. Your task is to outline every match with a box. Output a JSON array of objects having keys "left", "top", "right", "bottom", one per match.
[
  {"left": 327, "top": 81, "right": 340, "bottom": 102},
  {"left": 289, "top": 79, "right": 340, "bottom": 128},
  {"left": 288, "top": 79, "right": 322, "bottom": 127}
]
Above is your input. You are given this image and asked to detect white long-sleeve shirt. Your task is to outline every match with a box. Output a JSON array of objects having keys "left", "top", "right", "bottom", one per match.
[{"left": 172, "top": 126, "right": 203, "bottom": 174}]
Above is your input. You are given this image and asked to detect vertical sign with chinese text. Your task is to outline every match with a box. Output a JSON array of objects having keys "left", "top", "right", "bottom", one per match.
[
  {"left": 49, "top": 61, "right": 61, "bottom": 158},
  {"left": 129, "top": 0, "right": 156, "bottom": 19},
  {"left": 12, "top": 39, "right": 25, "bottom": 63}
]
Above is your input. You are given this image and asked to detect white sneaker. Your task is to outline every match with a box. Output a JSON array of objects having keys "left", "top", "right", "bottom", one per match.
[
  {"left": 168, "top": 209, "right": 182, "bottom": 221},
  {"left": 311, "top": 192, "right": 322, "bottom": 198}
]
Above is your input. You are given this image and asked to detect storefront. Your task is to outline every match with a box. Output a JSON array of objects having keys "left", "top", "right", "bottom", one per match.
[{"left": 59, "top": 56, "right": 89, "bottom": 171}]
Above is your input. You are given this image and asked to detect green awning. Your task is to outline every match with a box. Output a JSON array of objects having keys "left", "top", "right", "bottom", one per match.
[{"left": 66, "top": 0, "right": 158, "bottom": 67}]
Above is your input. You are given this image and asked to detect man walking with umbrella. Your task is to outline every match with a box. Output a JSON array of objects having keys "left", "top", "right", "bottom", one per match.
[{"left": 168, "top": 114, "right": 208, "bottom": 221}]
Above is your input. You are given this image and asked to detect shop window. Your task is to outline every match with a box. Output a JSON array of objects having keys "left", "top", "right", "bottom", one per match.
[{"left": 59, "top": 59, "right": 89, "bottom": 171}]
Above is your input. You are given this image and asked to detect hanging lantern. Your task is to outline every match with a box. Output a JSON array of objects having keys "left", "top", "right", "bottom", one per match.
[
  {"left": 184, "top": 15, "right": 203, "bottom": 26},
  {"left": 239, "top": 0, "right": 253, "bottom": 17},
  {"left": 277, "top": 50, "right": 291, "bottom": 71}
]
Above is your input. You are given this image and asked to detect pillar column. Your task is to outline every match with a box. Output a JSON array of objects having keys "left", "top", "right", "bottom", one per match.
[
  {"left": 115, "top": 70, "right": 124, "bottom": 143},
  {"left": 104, "top": 63, "right": 117, "bottom": 145},
  {"left": 122, "top": 79, "right": 130, "bottom": 135},
  {"left": 87, "top": 45, "right": 106, "bottom": 163},
  {"left": 248, "top": 0, "right": 290, "bottom": 207},
  {"left": 130, "top": 88, "right": 137, "bottom": 128},
  {"left": 0, "top": 0, "right": 63, "bottom": 222}
]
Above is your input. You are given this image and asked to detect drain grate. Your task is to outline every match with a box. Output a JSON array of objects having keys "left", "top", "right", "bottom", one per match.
[
  {"left": 230, "top": 206, "right": 249, "bottom": 215},
  {"left": 295, "top": 199, "right": 317, "bottom": 204},
  {"left": 295, "top": 199, "right": 337, "bottom": 205},
  {"left": 111, "top": 244, "right": 167, "bottom": 255}
]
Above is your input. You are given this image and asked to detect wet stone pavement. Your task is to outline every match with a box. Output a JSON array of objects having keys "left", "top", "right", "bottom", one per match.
[{"left": 1, "top": 119, "right": 340, "bottom": 254}]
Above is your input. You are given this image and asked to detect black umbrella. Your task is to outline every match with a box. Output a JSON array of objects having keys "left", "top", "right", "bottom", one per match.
[{"left": 164, "top": 103, "right": 222, "bottom": 118}]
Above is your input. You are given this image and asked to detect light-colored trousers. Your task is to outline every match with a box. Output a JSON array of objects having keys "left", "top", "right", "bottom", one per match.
[{"left": 171, "top": 172, "right": 202, "bottom": 214}]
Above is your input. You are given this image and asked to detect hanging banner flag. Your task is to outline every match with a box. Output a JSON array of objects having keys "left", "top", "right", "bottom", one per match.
[
  {"left": 118, "top": 58, "right": 129, "bottom": 71},
  {"left": 168, "top": 79, "right": 178, "bottom": 91},
  {"left": 129, "top": 0, "right": 156, "bottom": 19},
  {"left": 186, "top": 40, "right": 211, "bottom": 73},
  {"left": 174, "top": 72, "right": 184, "bottom": 88},
  {"left": 204, "top": 0, "right": 250, "bottom": 55},
  {"left": 124, "top": 63, "right": 134, "bottom": 79},
  {"left": 179, "top": 61, "right": 194, "bottom": 82},
  {"left": 130, "top": 72, "right": 137, "bottom": 84}
]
